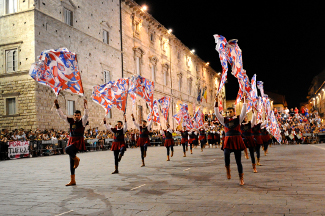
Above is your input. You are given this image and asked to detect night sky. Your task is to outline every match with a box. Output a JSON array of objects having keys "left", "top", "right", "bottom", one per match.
[{"left": 134, "top": 1, "right": 325, "bottom": 108}]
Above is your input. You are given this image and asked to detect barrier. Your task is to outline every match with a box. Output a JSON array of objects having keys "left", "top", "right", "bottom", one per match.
[{"left": 0, "top": 141, "right": 8, "bottom": 160}]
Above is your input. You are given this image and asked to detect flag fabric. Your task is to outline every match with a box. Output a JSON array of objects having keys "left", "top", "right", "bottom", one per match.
[
  {"left": 203, "top": 87, "right": 207, "bottom": 102},
  {"left": 226, "top": 39, "right": 243, "bottom": 79},
  {"left": 235, "top": 88, "right": 243, "bottom": 105},
  {"left": 197, "top": 88, "right": 202, "bottom": 103},
  {"left": 193, "top": 108, "right": 204, "bottom": 129},
  {"left": 128, "top": 75, "right": 155, "bottom": 110},
  {"left": 173, "top": 104, "right": 188, "bottom": 125},
  {"left": 158, "top": 96, "right": 170, "bottom": 121},
  {"left": 218, "top": 98, "right": 223, "bottom": 112},
  {"left": 147, "top": 99, "right": 160, "bottom": 123},
  {"left": 29, "top": 48, "right": 84, "bottom": 96},
  {"left": 257, "top": 97, "right": 263, "bottom": 122},
  {"left": 213, "top": 34, "right": 228, "bottom": 96},
  {"left": 251, "top": 74, "right": 258, "bottom": 110},
  {"left": 92, "top": 78, "right": 129, "bottom": 114},
  {"left": 257, "top": 81, "right": 264, "bottom": 97}
]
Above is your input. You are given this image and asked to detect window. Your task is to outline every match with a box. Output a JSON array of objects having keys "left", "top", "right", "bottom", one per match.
[
  {"left": 188, "top": 79, "right": 192, "bottom": 95},
  {"left": 177, "top": 52, "right": 180, "bottom": 60},
  {"left": 164, "top": 70, "right": 167, "bottom": 86},
  {"left": 64, "top": 8, "right": 73, "bottom": 26},
  {"left": 136, "top": 57, "right": 141, "bottom": 75},
  {"left": 150, "top": 33, "right": 154, "bottom": 42},
  {"left": 6, "top": 49, "right": 18, "bottom": 73},
  {"left": 67, "top": 100, "right": 75, "bottom": 116},
  {"left": 103, "top": 30, "right": 109, "bottom": 44},
  {"left": 6, "top": 98, "right": 16, "bottom": 115},
  {"left": 5, "top": 0, "right": 17, "bottom": 14},
  {"left": 107, "top": 110, "right": 112, "bottom": 119},
  {"left": 151, "top": 65, "right": 156, "bottom": 81},
  {"left": 103, "top": 70, "right": 110, "bottom": 83},
  {"left": 178, "top": 75, "right": 182, "bottom": 92}
]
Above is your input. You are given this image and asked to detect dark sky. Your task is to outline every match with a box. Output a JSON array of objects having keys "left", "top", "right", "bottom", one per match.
[{"left": 134, "top": 1, "right": 325, "bottom": 108}]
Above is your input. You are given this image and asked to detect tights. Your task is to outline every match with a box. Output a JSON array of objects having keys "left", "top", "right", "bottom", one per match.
[
  {"left": 224, "top": 148, "right": 243, "bottom": 174},
  {"left": 255, "top": 144, "right": 261, "bottom": 159},
  {"left": 65, "top": 145, "right": 78, "bottom": 175},
  {"left": 113, "top": 150, "right": 119, "bottom": 166},
  {"left": 200, "top": 140, "right": 206, "bottom": 149},
  {"left": 166, "top": 145, "right": 174, "bottom": 156},
  {"left": 140, "top": 144, "right": 147, "bottom": 160},
  {"left": 248, "top": 147, "right": 255, "bottom": 164},
  {"left": 182, "top": 142, "right": 188, "bottom": 153}
]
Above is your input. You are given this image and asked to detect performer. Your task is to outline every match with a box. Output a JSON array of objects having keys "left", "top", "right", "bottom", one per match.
[
  {"left": 214, "top": 125, "right": 221, "bottom": 148},
  {"left": 188, "top": 129, "right": 197, "bottom": 154},
  {"left": 160, "top": 124, "right": 174, "bottom": 161},
  {"left": 214, "top": 98, "right": 247, "bottom": 186},
  {"left": 54, "top": 99, "right": 88, "bottom": 186},
  {"left": 131, "top": 114, "right": 152, "bottom": 167},
  {"left": 252, "top": 119, "right": 267, "bottom": 166},
  {"left": 180, "top": 125, "right": 189, "bottom": 157},
  {"left": 103, "top": 114, "right": 127, "bottom": 174},
  {"left": 207, "top": 121, "right": 215, "bottom": 148},
  {"left": 241, "top": 113, "right": 258, "bottom": 173},
  {"left": 261, "top": 127, "right": 271, "bottom": 156},
  {"left": 198, "top": 125, "right": 207, "bottom": 152}
]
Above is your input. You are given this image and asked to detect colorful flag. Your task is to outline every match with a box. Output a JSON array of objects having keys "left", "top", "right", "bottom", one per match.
[
  {"left": 197, "top": 88, "right": 202, "bottom": 103},
  {"left": 29, "top": 48, "right": 84, "bottom": 96},
  {"left": 128, "top": 75, "right": 155, "bottom": 110},
  {"left": 158, "top": 96, "right": 170, "bottom": 121},
  {"left": 173, "top": 103, "right": 188, "bottom": 125},
  {"left": 213, "top": 34, "right": 228, "bottom": 96},
  {"left": 203, "top": 87, "right": 207, "bottom": 102},
  {"left": 147, "top": 99, "right": 160, "bottom": 124},
  {"left": 193, "top": 108, "right": 204, "bottom": 129},
  {"left": 92, "top": 78, "right": 129, "bottom": 114},
  {"left": 257, "top": 81, "right": 264, "bottom": 97}
]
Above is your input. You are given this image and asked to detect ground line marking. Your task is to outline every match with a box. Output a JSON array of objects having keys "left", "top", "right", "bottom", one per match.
[
  {"left": 310, "top": 145, "right": 325, "bottom": 150},
  {"left": 130, "top": 184, "right": 146, "bottom": 191},
  {"left": 183, "top": 168, "right": 191, "bottom": 171},
  {"left": 55, "top": 210, "right": 74, "bottom": 216},
  {"left": 211, "top": 159, "right": 216, "bottom": 161}
]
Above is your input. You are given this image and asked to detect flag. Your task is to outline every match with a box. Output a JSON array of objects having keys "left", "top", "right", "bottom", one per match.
[
  {"left": 173, "top": 103, "right": 188, "bottom": 125},
  {"left": 203, "top": 87, "right": 207, "bottom": 102},
  {"left": 158, "top": 96, "right": 170, "bottom": 121},
  {"left": 193, "top": 108, "right": 204, "bottom": 129},
  {"left": 213, "top": 34, "right": 228, "bottom": 96},
  {"left": 257, "top": 81, "right": 264, "bottom": 97},
  {"left": 218, "top": 98, "right": 223, "bottom": 112},
  {"left": 257, "top": 97, "right": 263, "bottom": 122},
  {"left": 128, "top": 75, "right": 155, "bottom": 110},
  {"left": 29, "top": 48, "right": 84, "bottom": 96},
  {"left": 197, "top": 88, "right": 202, "bottom": 103},
  {"left": 92, "top": 78, "right": 129, "bottom": 114},
  {"left": 147, "top": 99, "right": 160, "bottom": 123}
]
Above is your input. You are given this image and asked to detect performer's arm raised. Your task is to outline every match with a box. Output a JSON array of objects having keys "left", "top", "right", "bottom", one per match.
[
  {"left": 82, "top": 99, "right": 89, "bottom": 127},
  {"left": 239, "top": 103, "right": 247, "bottom": 124},
  {"left": 261, "top": 119, "right": 267, "bottom": 128},
  {"left": 251, "top": 111, "right": 256, "bottom": 128},
  {"left": 103, "top": 118, "right": 113, "bottom": 133},
  {"left": 214, "top": 100, "right": 225, "bottom": 126},
  {"left": 148, "top": 119, "right": 153, "bottom": 131},
  {"left": 131, "top": 114, "right": 140, "bottom": 130},
  {"left": 54, "top": 99, "right": 69, "bottom": 124},
  {"left": 123, "top": 114, "right": 127, "bottom": 133}
]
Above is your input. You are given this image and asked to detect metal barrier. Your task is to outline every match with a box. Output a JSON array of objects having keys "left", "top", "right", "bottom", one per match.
[{"left": 0, "top": 141, "right": 8, "bottom": 161}]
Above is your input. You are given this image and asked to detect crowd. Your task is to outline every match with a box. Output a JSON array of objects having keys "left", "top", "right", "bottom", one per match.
[{"left": 1, "top": 106, "right": 325, "bottom": 151}]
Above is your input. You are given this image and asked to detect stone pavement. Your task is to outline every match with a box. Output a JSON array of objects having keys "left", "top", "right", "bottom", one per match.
[{"left": 1, "top": 144, "right": 325, "bottom": 216}]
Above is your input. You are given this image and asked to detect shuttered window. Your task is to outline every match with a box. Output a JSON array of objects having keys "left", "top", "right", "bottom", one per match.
[
  {"left": 6, "top": 98, "right": 16, "bottom": 115},
  {"left": 6, "top": 49, "right": 18, "bottom": 73},
  {"left": 103, "top": 30, "right": 109, "bottom": 44},
  {"left": 64, "top": 8, "right": 73, "bottom": 26},
  {"left": 103, "top": 70, "right": 110, "bottom": 83},
  {"left": 6, "top": 0, "right": 17, "bottom": 14},
  {"left": 67, "top": 100, "right": 75, "bottom": 116}
]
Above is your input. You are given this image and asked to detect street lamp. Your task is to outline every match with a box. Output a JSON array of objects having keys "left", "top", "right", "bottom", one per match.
[
  {"left": 191, "top": 49, "right": 195, "bottom": 54},
  {"left": 168, "top": 29, "right": 172, "bottom": 34},
  {"left": 141, "top": 5, "right": 148, "bottom": 11}
]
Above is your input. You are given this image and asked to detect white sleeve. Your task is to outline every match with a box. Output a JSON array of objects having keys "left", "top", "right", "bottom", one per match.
[
  {"left": 194, "top": 131, "right": 197, "bottom": 135},
  {"left": 82, "top": 109, "right": 89, "bottom": 127},
  {"left": 160, "top": 130, "right": 165, "bottom": 135},
  {"left": 133, "top": 120, "right": 140, "bottom": 130},
  {"left": 239, "top": 103, "right": 247, "bottom": 124},
  {"left": 148, "top": 120, "right": 153, "bottom": 131},
  {"left": 123, "top": 121, "right": 127, "bottom": 134},
  {"left": 261, "top": 120, "right": 267, "bottom": 128},
  {"left": 251, "top": 112, "right": 256, "bottom": 128},
  {"left": 56, "top": 108, "right": 69, "bottom": 124},
  {"left": 214, "top": 107, "right": 225, "bottom": 126},
  {"left": 104, "top": 124, "right": 113, "bottom": 133},
  {"left": 175, "top": 131, "right": 181, "bottom": 135},
  {"left": 167, "top": 128, "right": 173, "bottom": 133}
]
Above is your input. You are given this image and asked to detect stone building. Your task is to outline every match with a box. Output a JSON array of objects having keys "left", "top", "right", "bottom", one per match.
[
  {"left": 0, "top": 0, "right": 123, "bottom": 130},
  {"left": 121, "top": 0, "right": 225, "bottom": 129},
  {"left": 0, "top": 0, "right": 225, "bottom": 131}
]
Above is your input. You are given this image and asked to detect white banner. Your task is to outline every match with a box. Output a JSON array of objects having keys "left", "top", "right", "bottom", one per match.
[{"left": 8, "top": 141, "right": 29, "bottom": 159}]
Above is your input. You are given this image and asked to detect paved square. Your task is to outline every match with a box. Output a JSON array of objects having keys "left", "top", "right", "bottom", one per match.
[{"left": 1, "top": 144, "right": 325, "bottom": 215}]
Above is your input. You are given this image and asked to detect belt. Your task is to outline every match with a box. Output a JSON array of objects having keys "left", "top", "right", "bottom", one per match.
[
  {"left": 242, "top": 132, "right": 252, "bottom": 137},
  {"left": 140, "top": 134, "right": 149, "bottom": 138},
  {"left": 225, "top": 131, "right": 241, "bottom": 136},
  {"left": 113, "top": 139, "right": 124, "bottom": 142}
]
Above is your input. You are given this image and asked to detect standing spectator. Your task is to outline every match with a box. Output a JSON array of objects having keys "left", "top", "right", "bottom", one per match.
[
  {"left": 289, "top": 108, "right": 295, "bottom": 118},
  {"left": 304, "top": 107, "right": 309, "bottom": 117},
  {"left": 294, "top": 107, "right": 299, "bottom": 117}
]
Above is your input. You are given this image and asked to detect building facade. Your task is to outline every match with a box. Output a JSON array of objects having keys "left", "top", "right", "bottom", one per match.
[{"left": 0, "top": 0, "right": 225, "bottom": 131}]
